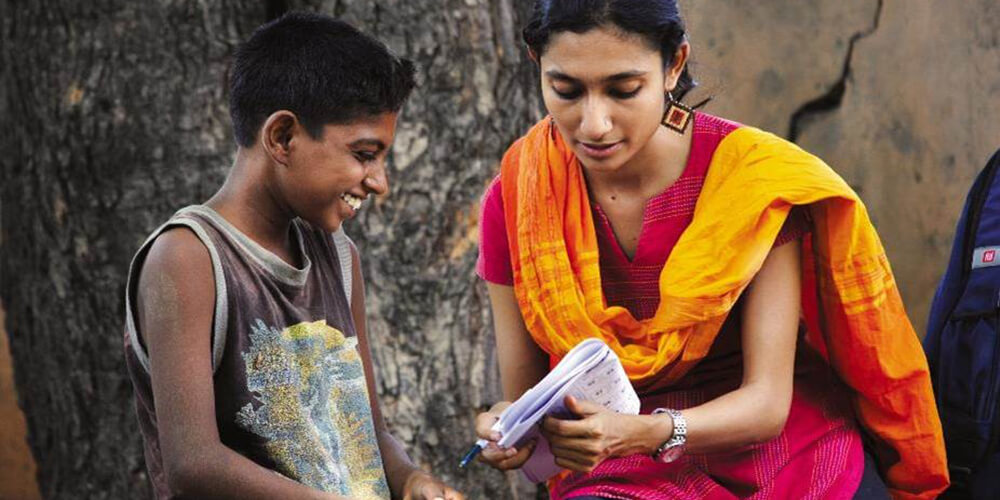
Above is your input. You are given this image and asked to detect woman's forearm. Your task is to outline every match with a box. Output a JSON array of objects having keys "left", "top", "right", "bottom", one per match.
[
  {"left": 618, "top": 383, "right": 791, "bottom": 458},
  {"left": 488, "top": 283, "right": 550, "bottom": 401},
  {"left": 665, "top": 240, "right": 799, "bottom": 455},
  {"left": 678, "top": 383, "right": 790, "bottom": 454}
]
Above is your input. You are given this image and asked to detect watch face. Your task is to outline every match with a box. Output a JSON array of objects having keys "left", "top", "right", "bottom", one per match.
[{"left": 657, "top": 444, "right": 685, "bottom": 463}]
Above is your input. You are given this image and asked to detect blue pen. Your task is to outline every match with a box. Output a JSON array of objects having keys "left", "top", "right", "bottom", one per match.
[
  {"left": 458, "top": 438, "right": 489, "bottom": 468},
  {"left": 460, "top": 418, "right": 505, "bottom": 469}
]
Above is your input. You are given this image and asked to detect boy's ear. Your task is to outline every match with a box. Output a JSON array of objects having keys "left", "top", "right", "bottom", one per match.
[
  {"left": 526, "top": 47, "right": 539, "bottom": 64},
  {"left": 260, "top": 110, "right": 299, "bottom": 166}
]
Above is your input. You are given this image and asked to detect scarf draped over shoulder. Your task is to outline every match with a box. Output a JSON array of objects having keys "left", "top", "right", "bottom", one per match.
[{"left": 499, "top": 117, "right": 948, "bottom": 499}]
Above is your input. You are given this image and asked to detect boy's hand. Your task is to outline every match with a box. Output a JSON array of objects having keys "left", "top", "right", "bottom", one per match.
[{"left": 402, "top": 470, "right": 463, "bottom": 500}]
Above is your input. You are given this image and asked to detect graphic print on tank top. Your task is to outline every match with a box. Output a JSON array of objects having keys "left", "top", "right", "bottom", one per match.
[{"left": 235, "top": 319, "right": 389, "bottom": 499}]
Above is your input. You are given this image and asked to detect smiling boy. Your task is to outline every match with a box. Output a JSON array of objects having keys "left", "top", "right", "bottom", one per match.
[{"left": 123, "top": 12, "right": 461, "bottom": 500}]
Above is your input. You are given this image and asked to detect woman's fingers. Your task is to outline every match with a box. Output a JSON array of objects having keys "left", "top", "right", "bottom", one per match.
[
  {"left": 564, "top": 396, "right": 603, "bottom": 418},
  {"left": 541, "top": 415, "right": 595, "bottom": 438},
  {"left": 477, "top": 440, "right": 536, "bottom": 470},
  {"left": 474, "top": 401, "right": 511, "bottom": 440},
  {"left": 474, "top": 401, "right": 541, "bottom": 471},
  {"left": 489, "top": 401, "right": 512, "bottom": 413},
  {"left": 496, "top": 440, "right": 536, "bottom": 469},
  {"left": 474, "top": 411, "right": 501, "bottom": 441},
  {"left": 546, "top": 436, "right": 601, "bottom": 452},
  {"left": 554, "top": 454, "right": 596, "bottom": 473},
  {"left": 549, "top": 443, "right": 599, "bottom": 464},
  {"left": 478, "top": 443, "right": 511, "bottom": 463}
]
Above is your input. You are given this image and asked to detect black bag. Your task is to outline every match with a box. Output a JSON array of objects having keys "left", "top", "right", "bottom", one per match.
[{"left": 924, "top": 148, "right": 1000, "bottom": 498}]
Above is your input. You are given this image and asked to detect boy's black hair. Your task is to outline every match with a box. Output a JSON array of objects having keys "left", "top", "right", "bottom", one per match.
[{"left": 229, "top": 11, "right": 417, "bottom": 147}]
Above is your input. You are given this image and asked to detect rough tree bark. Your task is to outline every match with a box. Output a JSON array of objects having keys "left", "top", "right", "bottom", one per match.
[{"left": 0, "top": 1, "right": 541, "bottom": 498}]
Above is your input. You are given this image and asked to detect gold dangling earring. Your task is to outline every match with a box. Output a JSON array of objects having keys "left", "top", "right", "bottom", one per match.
[{"left": 661, "top": 91, "right": 693, "bottom": 134}]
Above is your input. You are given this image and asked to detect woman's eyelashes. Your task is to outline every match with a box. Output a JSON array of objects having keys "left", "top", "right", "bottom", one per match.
[
  {"left": 552, "top": 86, "right": 584, "bottom": 100},
  {"left": 551, "top": 85, "right": 642, "bottom": 100},
  {"left": 608, "top": 85, "right": 641, "bottom": 99}
]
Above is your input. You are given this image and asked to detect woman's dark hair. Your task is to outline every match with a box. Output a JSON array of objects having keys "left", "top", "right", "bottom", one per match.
[
  {"left": 523, "top": 0, "right": 696, "bottom": 99},
  {"left": 229, "top": 11, "right": 416, "bottom": 147}
]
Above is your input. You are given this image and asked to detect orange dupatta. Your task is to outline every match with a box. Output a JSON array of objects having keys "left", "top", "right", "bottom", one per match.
[{"left": 499, "top": 118, "right": 948, "bottom": 499}]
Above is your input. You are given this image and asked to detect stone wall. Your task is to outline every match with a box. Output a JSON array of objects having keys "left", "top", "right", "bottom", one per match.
[{"left": 683, "top": 0, "right": 1000, "bottom": 334}]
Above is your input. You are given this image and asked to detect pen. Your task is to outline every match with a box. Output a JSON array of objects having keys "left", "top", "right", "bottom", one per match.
[{"left": 459, "top": 438, "right": 488, "bottom": 468}]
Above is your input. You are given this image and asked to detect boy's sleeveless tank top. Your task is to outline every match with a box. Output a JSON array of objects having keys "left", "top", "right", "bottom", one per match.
[{"left": 123, "top": 205, "right": 390, "bottom": 499}]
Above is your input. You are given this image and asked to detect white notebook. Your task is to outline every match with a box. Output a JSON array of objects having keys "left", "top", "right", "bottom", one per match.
[{"left": 489, "top": 338, "right": 641, "bottom": 483}]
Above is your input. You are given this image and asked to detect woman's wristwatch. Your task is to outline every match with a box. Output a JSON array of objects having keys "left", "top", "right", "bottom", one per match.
[{"left": 652, "top": 408, "right": 687, "bottom": 463}]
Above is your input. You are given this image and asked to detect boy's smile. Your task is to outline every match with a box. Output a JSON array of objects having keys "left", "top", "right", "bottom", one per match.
[
  {"left": 340, "top": 192, "right": 365, "bottom": 212},
  {"left": 277, "top": 112, "right": 398, "bottom": 232}
]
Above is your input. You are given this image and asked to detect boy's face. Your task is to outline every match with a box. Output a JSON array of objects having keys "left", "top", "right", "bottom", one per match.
[{"left": 276, "top": 112, "right": 397, "bottom": 232}]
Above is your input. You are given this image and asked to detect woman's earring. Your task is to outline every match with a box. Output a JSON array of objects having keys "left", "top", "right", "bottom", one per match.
[{"left": 661, "top": 92, "right": 693, "bottom": 134}]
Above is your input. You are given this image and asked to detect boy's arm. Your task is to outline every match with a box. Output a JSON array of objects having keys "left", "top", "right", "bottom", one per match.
[
  {"left": 137, "top": 228, "right": 347, "bottom": 500},
  {"left": 347, "top": 243, "right": 462, "bottom": 500}
]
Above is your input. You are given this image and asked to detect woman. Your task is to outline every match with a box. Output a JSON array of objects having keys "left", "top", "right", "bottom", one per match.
[{"left": 473, "top": 1, "right": 948, "bottom": 499}]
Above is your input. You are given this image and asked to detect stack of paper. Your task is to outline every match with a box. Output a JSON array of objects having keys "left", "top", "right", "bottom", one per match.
[{"left": 489, "top": 338, "right": 641, "bottom": 482}]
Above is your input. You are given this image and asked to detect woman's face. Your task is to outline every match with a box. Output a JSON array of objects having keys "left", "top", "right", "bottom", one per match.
[{"left": 539, "top": 26, "right": 684, "bottom": 172}]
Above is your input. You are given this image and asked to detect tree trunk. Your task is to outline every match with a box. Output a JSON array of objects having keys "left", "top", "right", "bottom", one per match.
[{"left": 0, "top": 1, "right": 541, "bottom": 498}]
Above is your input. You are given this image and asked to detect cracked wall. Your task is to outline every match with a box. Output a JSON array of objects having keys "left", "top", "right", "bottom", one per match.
[
  {"left": 682, "top": 0, "right": 880, "bottom": 133},
  {"left": 683, "top": 0, "right": 1000, "bottom": 334}
]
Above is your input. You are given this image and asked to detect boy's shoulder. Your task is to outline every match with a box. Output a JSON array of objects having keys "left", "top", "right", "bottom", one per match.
[
  {"left": 135, "top": 223, "right": 215, "bottom": 325},
  {"left": 136, "top": 208, "right": 215, "bottom": 289},
  {"left": 142, "top": 224, "right": 212, "bottom": 281},
  {"left": 128, "top": 206, "right": 220, "bottom": 346}
]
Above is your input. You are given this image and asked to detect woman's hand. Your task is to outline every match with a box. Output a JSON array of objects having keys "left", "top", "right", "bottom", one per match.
[
  {"left": 402, "top": 469, "right": 463, "bottom": 500},
  {"left": 541, "top": 396, "right": 668, "bottom": 473},
  {"left": 473, "top": 401, "right": 538, "bottom": 470}
]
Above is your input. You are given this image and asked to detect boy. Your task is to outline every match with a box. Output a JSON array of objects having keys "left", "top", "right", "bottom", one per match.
[{"left": 124, "top": 12, "right": 462, "bottom": 500}]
